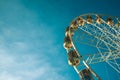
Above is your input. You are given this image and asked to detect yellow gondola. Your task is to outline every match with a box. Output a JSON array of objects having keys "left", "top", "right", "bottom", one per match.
[
  {"left": 65, "top": 27, "right": 74, "bottom": 36},
  {"left": 63, "top": 36, "right": 72, "bottom": 49},
  {"left": 68, "top": 50, "right": 80, "bottom": 66},
  {"left": 70, "top": 20, "right": 78, "bottom": 29},
  {"left": 96, "top": 15, "right": 102, "bottom": 24},
  {"left": 86, "top": 15, "right": 92, "bottom": 24},
  {"left": 79, "top": 68, "right": 94, "bottom": 80},
  {"left": 106, "top": 17, "right": 114, "bottom": 26},
  {"left": 77, "top": 17, "right": 85, "bottom": 26}
]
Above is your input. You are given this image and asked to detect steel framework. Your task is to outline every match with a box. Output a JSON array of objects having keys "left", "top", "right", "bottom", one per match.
[{"left": 63, "top": 13, "right": 120, "bottom": 80}]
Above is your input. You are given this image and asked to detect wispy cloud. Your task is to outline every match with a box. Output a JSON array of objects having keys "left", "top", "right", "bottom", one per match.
[
  {"left": 0, "top": 0, "right": 70, "bottom": 80},
  {"left": 0, "top": 46, "right": 68, "bottom": 80}
]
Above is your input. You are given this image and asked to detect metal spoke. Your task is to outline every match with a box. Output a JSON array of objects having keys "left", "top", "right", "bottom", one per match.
[{"left": 64, "top": 13, "right": 120, "bottom": 80}]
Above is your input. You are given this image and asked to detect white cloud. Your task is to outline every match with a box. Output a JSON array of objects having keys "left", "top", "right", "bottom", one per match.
[
  {"left": 0, "top": 48, "right": 68, "bottom": 80},
  {"left": 0, "top": 1, "right": 69, "bottom": 80},
  {"left": 1, "top": 28, "right": 69, "bottom": 79},
  {"left": 0, "top": 26, "right": 65, "bottom": 80}
]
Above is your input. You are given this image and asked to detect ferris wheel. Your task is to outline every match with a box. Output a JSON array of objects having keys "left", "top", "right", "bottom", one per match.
[{"left": 63, "top": 13, "right": 120, "bottom": 80}]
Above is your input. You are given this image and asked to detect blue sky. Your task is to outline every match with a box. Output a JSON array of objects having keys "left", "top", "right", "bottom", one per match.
[{"left": 0, "top": 0, "right": 120, "bottom": 80}]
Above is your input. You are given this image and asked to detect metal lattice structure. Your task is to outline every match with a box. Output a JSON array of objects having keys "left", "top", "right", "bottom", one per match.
[{"left": 63, "top": 13, "right": 120, "bottom": 80}]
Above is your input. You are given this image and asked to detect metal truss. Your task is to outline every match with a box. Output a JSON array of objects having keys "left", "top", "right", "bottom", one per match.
[
  {"left": 84, "top": 50, "right": 120, "bottom": 65},
  {"left": 64, "top": 13, "right": 120, "bottom": 80}
]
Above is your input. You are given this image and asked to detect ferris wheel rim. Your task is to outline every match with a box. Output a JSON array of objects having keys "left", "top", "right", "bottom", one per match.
[
  {"left": 69, "top": 13, "right": 120, "bottom": 58},
  {"left": 64, "top": 13, "right": 120, "bottom": 80}
]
